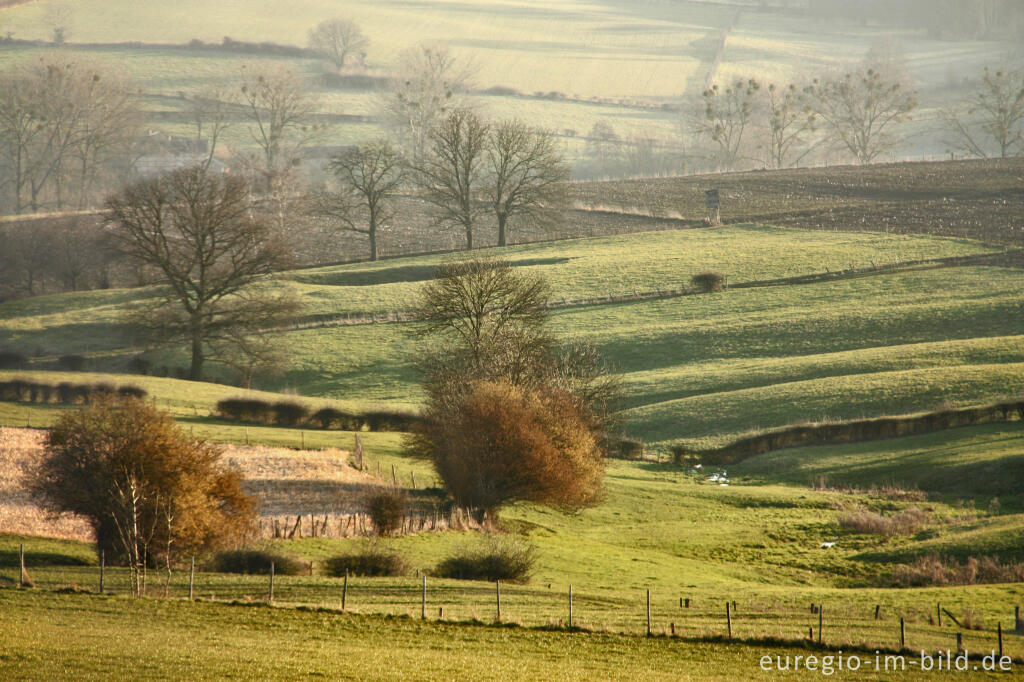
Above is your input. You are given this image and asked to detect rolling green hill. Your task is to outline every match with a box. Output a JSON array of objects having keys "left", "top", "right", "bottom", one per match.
[{"left": 3, "top": 224, "right": 1021, "bottom": 449}]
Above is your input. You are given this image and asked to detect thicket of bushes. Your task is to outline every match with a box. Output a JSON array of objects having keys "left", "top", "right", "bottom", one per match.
[
  {"left": 364, "top": 488, "right": 408, "bottom": 536},
  {"left": 0, "top": 378, "right": 147, "bottom": 404},
  {"left": 890, "top": 555, "right": 1024, "bottom": 587},
  {"left": 324, "top": 545, "right": 408, "bottom": 577},
  {"left": 216, "top": 396, "right": 419, "bottom": 432},
  {"left": 690, "top": 271, "right": 726, "bottom": 292},
  {"left": 838, "top": 506, "right": 931, "bottom": 536},
  {"left": 674, "top": 400, "right": 1024, "bottom": 465},
  {"left": 206, "top": 549, "right": 306, "bottom": 576},
  {"left": 433, "top": 538, "right": 536, "bottom": 583}
]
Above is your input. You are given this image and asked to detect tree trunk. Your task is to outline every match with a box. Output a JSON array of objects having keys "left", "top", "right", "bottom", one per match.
[
  {"left": 189, "top": 315, "right": 205, "bottom": 380},
  {"left": 368, "top": 208, "right": 378, "bottom": 261},
  {"left": 465, "top": 223, "right": 473, "bottom": 250},
  {"left": 497, "top": 213, "right": 507, "bottom": 247}
]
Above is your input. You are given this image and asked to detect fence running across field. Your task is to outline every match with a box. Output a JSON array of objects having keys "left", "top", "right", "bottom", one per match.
[{"left": 8, "top": 543, "right": 1024, "bottom": 663}]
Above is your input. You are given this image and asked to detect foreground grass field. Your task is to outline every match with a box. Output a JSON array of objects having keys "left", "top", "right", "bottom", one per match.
[
  {"left": 3, "top": 421, "right": 1023, "bottom": 660},
  {"left": 10, "top": 589, "right": 1002, "bottom": 682}
]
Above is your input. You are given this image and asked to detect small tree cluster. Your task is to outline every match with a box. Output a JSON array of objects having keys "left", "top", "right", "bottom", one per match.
[
  {"left": 405, "top": 259, "right": 617, "bottom": 517},
  {"left": 30, "top": 399, "right": 256, "bottom": 595}
]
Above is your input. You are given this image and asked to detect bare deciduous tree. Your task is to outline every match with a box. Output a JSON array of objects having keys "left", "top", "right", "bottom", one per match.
[
  {"left": 485, "top": 119, "right": 569, "bottom": 246},
  {"left": 187, "top": 86, "right": 236, "bottom": 170},
  {"left": 381, "top": 43, "right": 474, "bottom": 161},
  {"left": 0, "top": 56, "right": 139, "bottom": 213},
  {"left": 415, "top": 108, "right": 489, "bottom": 250},
  {"left": 762, "top": 82, "right": 817, "bottom": 169},
  {"left": 309, "top": 140, "right": 406, "bottom": 261},
  {"left": 584, "top": 120, "right": 622, "bottom": 177},
  {"left": 692, "top": 79, "right": 761, "bottom": 170},
  {"left": 806, "top": 67, "right": 917, "bottom": 164},
  {"left": 238, "top": 63, "right": 319, "bottom": 174},
  {"left": 942, "top": 65, "right": 1024, "bottom": 159},
  {"left": 44, "top": 1, "right": 72, "bottom": 45},
  {"left": 105, "top": 165, "right": 296, "bottom": 380},
  {"left": 308, "top": 18, "right": 369, "bottom": 71}
]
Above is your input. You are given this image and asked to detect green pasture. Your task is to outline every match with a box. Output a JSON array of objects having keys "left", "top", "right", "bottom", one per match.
[
  {"left": 1, "top": 225, "right": 1021, "bottom": 448},
  {"left": 735, "top": 423, "right": 1024, "bottom": 504},
  {"left": 3, "top": 427, "right": 1024, "bottom": 668},
  {"left": 7, "top": 589, "right": 1000, "bottom": 682}
]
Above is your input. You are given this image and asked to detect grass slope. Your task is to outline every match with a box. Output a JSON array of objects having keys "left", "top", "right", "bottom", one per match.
[{"left": 2, "top": 226, "right": 1021, "bottom": 448}]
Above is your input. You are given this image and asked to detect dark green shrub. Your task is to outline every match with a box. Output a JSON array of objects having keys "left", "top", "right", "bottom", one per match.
[
  {"left": 365, "top": 487, "right": 408, "bottom": 536},
  {"left": 217, "top": 398, "right": 273, "bottom": 423},
  {"left": 363, "top": 409, "right": 419, "bottom": 432},
  {"left": 90, "top": 383, "right": 117, "bottom": 400},
  {"left": 206, "top": 549, "right": 306, "bottom": 576},
  {"left": 323, "top": 545, "right": 408, "bottom": 577},
  {"left": 117, "top": 385, "right": 148, "bottom": 399},
  {"left": 4, "top": 379, "right": 32, "bottom": 401},
  {"left": 690, "top": 271, "right": 725, "bottom": 293},
  {"left": 434, "top": 537, "right": 536, "bottom": 583},
  {"left": 0, "top": 351, "right": 26, "bottom": 369},
  {"left": 57, "top": 354, "right": 87, "bottom": 371},
  {"left": 273, "top": 400, "right": 308, "bottom": 426},
  {"left": 56, "top": 382, "right": 78, "bottom": 404},
  {"left": 310, "top": 407, "right": 354, "bottom": 429}
]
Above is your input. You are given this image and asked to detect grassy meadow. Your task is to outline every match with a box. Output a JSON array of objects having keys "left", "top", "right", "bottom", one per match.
[
  {"left": 3, "top": 422, "right": 1024, "bottom": 676},
  {"left": 2, "top": 223, "right": 1021, "bottom": 449}
]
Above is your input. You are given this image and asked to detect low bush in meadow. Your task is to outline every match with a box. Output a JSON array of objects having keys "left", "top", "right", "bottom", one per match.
[
  {"left": 324, "top": 545, "right": 408, "bottom": 577},
  {"left": 206, "top": 549, "right": 306, "bottom": 576},
  {"left": 434, "top": 537, "right": 536, "bottom": 583}
]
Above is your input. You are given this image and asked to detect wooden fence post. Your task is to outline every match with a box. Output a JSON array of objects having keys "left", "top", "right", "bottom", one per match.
[
  {"left": 937, "top": 603, "right": 942, "bottom": 627},
  {"left": 569, "top": 585, "right": 573, "bottom": 630},
  {"left": 99, "top": 549, "right": 105, "bottom": 594},
  {"left": 956, "top": 632, "right": 963, "bottom": 653},
  {"left": 646, "top": 590, "right": 651, "bottom": 637},
  {"left": 19, "top": 543, "right": 25, "bottom": 587},
  {"left": 496, "top": 580, "right": 502, "bottom": 622},
  {"left": 998, "top": 622, "right": 1003, "bottom": 658},
  {"left": 900, "top": 617, "right": 906, "bottom": 648},
  {"left": 342, "top": 569, "right": 348, "bottom": 611},
  {"left": 421, "top": 574, "right": 426, "bottom": 620},
  {"left": 818, "top": 605, "right": 823, "bottom": 644},
  {"left": 268, "top": 562, "right": 275, "bottom": 604},
  {"left": 726, "top": 602, "right": 732, "bottom": 638},
  {"left": 1016, "top": 606, "right": 1021, "bottom": 632},
  {"left": 188, "top": 556, "right": 195, "bottom": 600}
]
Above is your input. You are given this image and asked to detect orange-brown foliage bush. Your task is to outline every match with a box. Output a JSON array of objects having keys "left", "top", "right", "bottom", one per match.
[{"left": 408, "top": 379, "right": 605, "bottom": 514}]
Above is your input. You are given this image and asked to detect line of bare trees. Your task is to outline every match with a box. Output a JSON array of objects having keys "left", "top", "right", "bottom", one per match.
[{"left": 583, "top": 55, "right": 1021, "bottom": 176}]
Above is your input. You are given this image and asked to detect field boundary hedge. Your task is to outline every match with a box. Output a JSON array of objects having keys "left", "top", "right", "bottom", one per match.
[
  {"left": 673, "top": 400, "right": 1024, "bottom": 465},
  {"left": 215, "top": 396, "right": 420, "bottom": 433},
  {"left": 0, "top": 378, "right": 146, "bottom": 405}
]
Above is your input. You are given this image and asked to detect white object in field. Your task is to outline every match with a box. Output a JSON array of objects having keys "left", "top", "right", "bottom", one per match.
[{"left": 820, "top": 542, "right": 837, "bottom": 549}]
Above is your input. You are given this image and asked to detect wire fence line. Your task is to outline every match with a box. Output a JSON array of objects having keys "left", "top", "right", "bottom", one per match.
[{"left": 8, "top": 544, "right": 1024, "bottom": 662}]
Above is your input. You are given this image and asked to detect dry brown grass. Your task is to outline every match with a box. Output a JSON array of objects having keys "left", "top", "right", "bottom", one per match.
[
  {"left": 837, "top": 505, "right": 931, "bottom": 536},
  {"left": 1, "top": 428, "right": 389, "bottom": 541},
  {"left": 0, "top": 427, "right": 92, "bottom": 541},
  {"left": 211, "top": 444, "right": 384, "bottom": 517}
]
